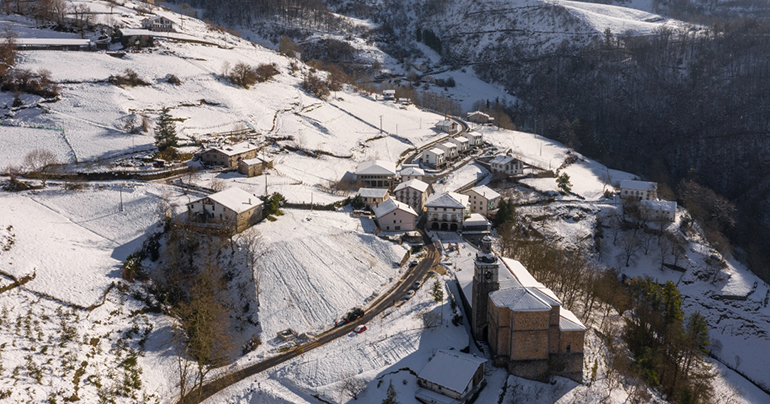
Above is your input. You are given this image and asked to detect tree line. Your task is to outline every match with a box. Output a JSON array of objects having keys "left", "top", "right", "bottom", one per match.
[{"left": 474, "top": 19, "right": 770, "bottom": 282}]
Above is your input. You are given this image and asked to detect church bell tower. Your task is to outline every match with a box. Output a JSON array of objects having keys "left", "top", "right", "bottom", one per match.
[{"left": 472, "top": 235, "right": 499, "bottom": 342}]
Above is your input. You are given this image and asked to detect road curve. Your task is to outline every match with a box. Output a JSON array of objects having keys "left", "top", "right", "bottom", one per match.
[{"left": 180, "top": 232, "right": 440, "bottom": 404}]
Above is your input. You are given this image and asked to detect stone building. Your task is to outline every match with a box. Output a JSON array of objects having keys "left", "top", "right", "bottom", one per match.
[
  {"left": 469, "top": 237, "right": 585, "bottom": 382},
  {"left": 425, "top": 191, "right": 469, "bottom": 231},
  {"left": 186, "top": 187, "right": 263, "bottom": 233},
  {"left": 393, "top": 179, "right": 431, "bottom": 213},
  {"left": 199, "top": 142, "right": 258, "bottom": 168}
]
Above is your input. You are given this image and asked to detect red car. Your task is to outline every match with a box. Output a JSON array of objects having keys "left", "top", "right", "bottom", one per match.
[{"left": 354, "top": 324, "right": 367, "bottom": 334}]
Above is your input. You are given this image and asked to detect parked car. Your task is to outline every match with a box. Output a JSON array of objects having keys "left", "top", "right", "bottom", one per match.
[
  {"left": 354, "top": 324, "right": 367, "bottom": 334},
  {"left": 335, "top": 318, "right": 348, "bottom": 327},
  {"left": 409, "top": 260, "right": 418, "bottom": 267},
  {"left": 413, "top": 280, "right": 421, "bottom": 289},
  {"left": 403, "top": 290, "right": 415, "bottom": 300}
]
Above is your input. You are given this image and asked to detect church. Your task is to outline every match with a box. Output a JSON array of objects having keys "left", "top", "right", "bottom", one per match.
[{"left": 465, "top": 236, "right": 585, "bottom": 382}]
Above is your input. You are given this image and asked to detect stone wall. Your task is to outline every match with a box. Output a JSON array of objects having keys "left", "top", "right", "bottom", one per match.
[{"left": 511, "top": 329, "right": 548, "bottom": 360}]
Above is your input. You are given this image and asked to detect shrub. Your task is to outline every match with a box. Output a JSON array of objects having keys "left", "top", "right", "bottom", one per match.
[
  {"left": 254, "top": 63, "right": 279, "bottom": 83},
  {"left": 302, "top": 73, "right": 329, "bottom": 100},
  {"left": 228, "top": 62, "right": 257, "bottom": 88},
  {"left": 108, "top": 69, "right": 149, "bottom": 87},
  {"left": 167, "top": 74, "right": 181, "bottom": 85}
]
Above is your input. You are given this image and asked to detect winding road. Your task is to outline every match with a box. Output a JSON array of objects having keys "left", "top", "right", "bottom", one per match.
[{"left": 180, "top": 232, "right": 441, "bottom": 404}]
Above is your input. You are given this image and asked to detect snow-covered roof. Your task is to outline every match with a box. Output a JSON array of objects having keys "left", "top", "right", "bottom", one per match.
[
  {"left": 356, "top": 160, "right": 397, "bottom": 176},
  {"left": 425, "top": 192, "right": 469, "bottom": 209},
  {"left": 415, "top": 388, "right": 461, "bottom": 404},
  {"left": 465, "top": 132, "right": 482, "bottom": 139},
  {"left": 357, "top": 188, "right": 389, "bottom": 199},
  {"left": 501, "top": 257, "right": 544, "bottom": 288},
  {"left": 452, "top": 136, "right": 469, "bottom": 143},
  {"left": 466, "top": 185, "right": 500, "bottom": 201},
  {"left": 435, "top": 120, "right": 454, "bottom": 127},
  {"left": 399, "top": 166, "right": 425, "bottom": 177},
  {"left": 240, "top": 156, "right": 270, "bottom": 165},
  {"left": 394, "top": 179, "right": 429, "bottom": 193},
  {"left": 372, "top": 198, "right": 417, "bottom": 218},
  {"left": 463, "top": 213, "right": 490, "bottom": 227},
  {"left": 640, "top": 199, "right": 676, "bottom": 212},
  {"left": 620, "top": 179, "right": 656, "bottom": 191},
  {"left": 207, "top": 142, "right": 258, "bottom": 157},
  {"left": 559, "top": 308, "right": 587, "bottom": 331},
  {"left": 205, "top": 188, "right": 262, "bottom": 214},
  {"left": 489, "top": 287, "right": 553, "bottom": 311},
  {"left": 425, "top": 148, "right": 444, "bottom": 156},
  {"left": 382, "top": 89, "right": 395, "bottom": 94},
  {"left": 15, "top": 38, "right": 91, "bottom": 46},
  {"left": 490, "top": 155, "right": 516, "bottom": 165},
  {"left": 439, "top": 142, "right": 457, "bottom": 150},
  {"left": 417, "top": 350, "right": 486, "bottom": 395},
  {"left": 467, "top": 111, "right": 490, "bottom": 118}
]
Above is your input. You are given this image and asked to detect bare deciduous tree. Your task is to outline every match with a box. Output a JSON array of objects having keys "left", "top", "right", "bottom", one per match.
[
  {"left": 23, "top": 149, "right": 58, "bottom": 186},
  {"left": 339, "top": 376, "right": 367, "bottom": 401},
  {"left": 241, "top": 230, "right": 266, "bottom": 306}
]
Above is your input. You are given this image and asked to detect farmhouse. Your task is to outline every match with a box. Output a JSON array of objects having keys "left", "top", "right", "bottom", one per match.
[
  {"left": 463, "top": 185, "right": 500, "bottom": 217},
  {"left": 142, "top": 16, "right": 174, "bottom": 32},
  {"left": 425, "top": 191, "right": 470, "bottom": 231},
  {"left": 620, "top": 180, "right": 657, "bottom": 201},
  {"left": 435, "top": 119, "right": 459, "bottom": 135},
  {"left": 382, "top": 89, "right": 396, "bottom": 100},
  {"left": 373, "top": 199, "right": 418, "bottom": 232},
  {"left": 394, "top": 179, "right": 431, "bottom": 213},
  {"left": 640, "top": 200, "right": 677, "bottom": 222},
  {"left": 237, "top": 156, "right": 272, "bottom": 177},
  {"left": 415, "top": 350, "right": 487, "bottom": 404},
  {"left": 399, "top": 165, "right": 425, "bottom": 182},
  {"left": 466, "top": 111, "right": 494, "bottom": 124},
  {"left": 199, "top": 142, "right": 258, "bottom": 168},
  {"left": 356, "top": 188, "right": 391, "bottom": 209},
  {"left": 423, "top": 148, "right": 446, "bottom": 169},
  {"left": 356, "top": 160, "right": 397, "bottom": 188},
  {"left": 489, "top": 155, "right": 523, "bottom": 176},
  {"left": 186, "top": 188, "right": 263, "bottom": 233},
  {"left": 462, "top": 237, "right": 585, "bottom": 383}
]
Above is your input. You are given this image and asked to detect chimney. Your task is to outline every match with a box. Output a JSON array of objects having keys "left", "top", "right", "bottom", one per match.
[{"left": 248, "top": 198, "right": 251, "bottom": 204}]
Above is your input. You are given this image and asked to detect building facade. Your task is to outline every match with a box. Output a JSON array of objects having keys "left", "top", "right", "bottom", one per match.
[
  {"left": 463, "top": 185, "right": 501, "bottom": 217},
  {"left": 355, "top": 160, "right": 397, "bottom": 189},
  {"left": 356, "top": 188, "right": 390, "bottom": 209},
  {"left": 425, "top": 191, "right": 470, "bottom": 231},
  {"left": 237, "top": 156, "right": 272, "bottom": 177},
  {"left": 186, "top": 188, "right": 263, "bottom": 233},
  {"left": 640, "top": 200, "right": 676, "bottom": 222},
  {"left": 372, "top": 199, "right": 417, "bottom": 232},
  {"left": 199, "top": 142, "right": 258, "bottom": 168},
  {"left": 423, "top": 148, "right": 445, "bottom": 168},
  {"left": 489, "top": 155, "right": 523, "bottom": 176},
  {"left": 620, "top": 180, "right": 657, "bottom": 201},
  {"left": 393, "top": 179, "right": 431, "bottom": 213}
]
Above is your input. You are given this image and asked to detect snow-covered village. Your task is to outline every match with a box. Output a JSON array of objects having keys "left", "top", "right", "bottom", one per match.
[{"left": 1, "top": 1, "right": 770, "bottom": 403}]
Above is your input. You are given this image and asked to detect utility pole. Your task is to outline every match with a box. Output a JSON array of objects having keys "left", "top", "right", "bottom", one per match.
[
  {"left": 379, "top": 115, "right": 383, "bottom": 134},
  {"left": 119, "top": 184, "right": 123, "bottom": 212}
]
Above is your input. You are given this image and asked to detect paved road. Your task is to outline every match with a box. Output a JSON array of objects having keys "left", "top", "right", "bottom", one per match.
[{"left": 180, "top": 233, "right": 440, "bottom": 404}]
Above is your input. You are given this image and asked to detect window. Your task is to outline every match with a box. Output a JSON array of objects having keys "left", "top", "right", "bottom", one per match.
[{"left": 566, "top": 344, "right": 571, "bottom": 353}]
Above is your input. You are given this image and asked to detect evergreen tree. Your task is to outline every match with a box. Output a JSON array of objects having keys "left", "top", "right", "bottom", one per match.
[
  {"left": 556, "top": 173, "right": 572, "bottom": 194},
  {"left": 382, "top": 381, "right": 399, "bottom": 404},
  {"left": 432, "top": 280, "right": 443, "bottom": 302},
  {"left": 154, "top": 107, "right": 177, "bottom": 151},
  {"left": 493, "top": 198, "right": 515, "bottom": 228}
]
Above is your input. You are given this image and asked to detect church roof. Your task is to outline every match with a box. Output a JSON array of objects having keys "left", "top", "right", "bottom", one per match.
[{"left": 489, "top": 287, "right": 553, "bottom": 312}]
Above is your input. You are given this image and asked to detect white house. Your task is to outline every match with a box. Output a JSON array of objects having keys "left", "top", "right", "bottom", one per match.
[
  {"left": 356, "top": 188, "right": 390, "bottom": 209},
  {"left": 640, "top": 200, "right": 677, "bottom": 223},
  {"left": 465, "top": 132, "right": 483, "bottom": 147},
  {"left": 463, "top": 185, "right": 501, "bottom": 217},
  {"left": 199, "top": 142, "right": 259, "bottom": 168},
  {"left": 356, "top": 160, "right": 397, "bottom": 188},
  {"left": 466, "top": 111, "right": 494, "bottom": 124},
  {"left": 435, "top": 119, "right": 459, "bottom": 135},
  {"left": 415, "top": 350, "right": 487, "bottom": 404},
  {"left": 489, "top": 155, "right": 523, "bottom": 176},
  {"left": 436, "top": 142, "right": 459, "bottom": 161},
  {"left": 373, "top": 199, "right": 418, "bottom": 232},
  {"left": 449, "top": 136, "right": 470, "bottom": 154},
  {"left": 394, "top": 179, "right": 431, "bottom": 213},
  {"left": 423, "top": 148, "right": 446, "bottom": 168},
  {"left": 620, "top": 180, "right": 658, "bottom": 201},
  {"left": 382, "top": 89, "right": 396, "bottom": 100},
  {"left": 399, "top": 165, "right": 425, "bottom": 182},
  {"left": 186, "top": 188, "right": 263, "bottom": 233},
  {"left": 141, "top": 16, "right": 174, "bottom": 32},
  {"left": 425, "top": 191, "right": 470, "bottom": 232}
]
